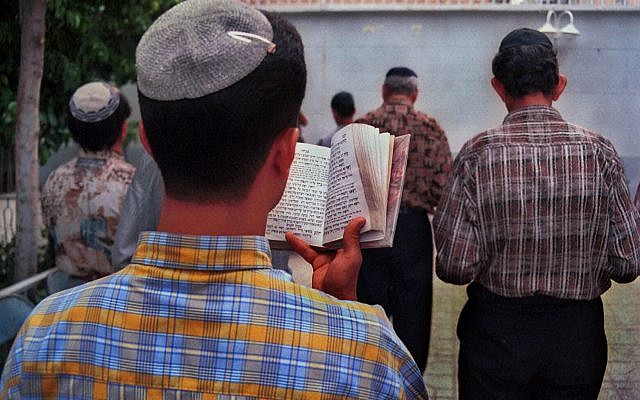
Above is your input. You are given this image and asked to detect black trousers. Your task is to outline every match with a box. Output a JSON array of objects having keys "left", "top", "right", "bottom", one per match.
[
  {"left": 357, "top": 207, "right": 432, "bottom": 372},
  {"left": 457, "top": 283, "right": 607, "bottom": 400}
]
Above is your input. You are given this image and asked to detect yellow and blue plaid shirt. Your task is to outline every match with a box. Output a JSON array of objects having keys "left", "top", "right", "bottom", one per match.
[{"left": 2, "top": 232, "right": 428, "bottom": 399}]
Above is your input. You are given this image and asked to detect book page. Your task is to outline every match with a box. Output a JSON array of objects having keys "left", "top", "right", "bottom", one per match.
[
  {"left": 352, "top": 126, "right": 391, "bottom": 234},
  {"left": 322, "top": 127, "right": 372, "bottom": 244},
  {"left": 265, "top": 143, "right": 330, "bottom": 247},
  {"left": 362, "top": 134, "right": 410, "bottom": 248}
]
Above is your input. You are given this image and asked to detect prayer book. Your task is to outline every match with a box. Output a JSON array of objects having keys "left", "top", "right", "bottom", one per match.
[{"left": 266, "top": 123, "right": 410, "bottom": 249}]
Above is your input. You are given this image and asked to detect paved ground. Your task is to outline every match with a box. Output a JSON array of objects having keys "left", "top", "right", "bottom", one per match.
[
  {"left": 288, "top": 253, "right": 640, "bottom": 399},
  {"left": 425, "top": 278, "right": 640, "bottom": 399}
]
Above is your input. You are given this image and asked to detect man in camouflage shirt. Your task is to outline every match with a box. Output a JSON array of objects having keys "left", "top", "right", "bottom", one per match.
[
  {"left": 42, "top": 82, "right": 135, "bottom": 282},
  {"left": 356, "top": 67, "right": 453, "bottom": 372}
]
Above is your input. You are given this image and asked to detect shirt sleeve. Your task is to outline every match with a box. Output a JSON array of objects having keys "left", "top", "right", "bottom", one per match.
[
  {"left": 371, "top": 309, "right": 429, "bottom": 400},
  {"left": 396, "top": 361, "right": 430, "bottom": 400},
  {"left": 433, "top": 152, "right": 483, "bottom": 285},
  {"left": 40, "top": 175, "right": 56, "bottom": 229},
  {"left": 606, "top": 156, "right": 640, "bottom": 283},
  {"left": 112, "top": 155, "right": 164, "bottom": 269},
  {"left": 428, "top": 124, "right": 454, "bottom": 211},
  {"left": 1, "top": 328, "right": 25, "bottom": 398}
]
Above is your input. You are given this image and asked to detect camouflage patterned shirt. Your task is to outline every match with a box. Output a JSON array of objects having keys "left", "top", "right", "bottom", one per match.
[
  {"left": 357, "top": 97, "right": 453, "bottom": 214},
  {"left": 42, "top": 150, "right": 135, "bottom": 278}
]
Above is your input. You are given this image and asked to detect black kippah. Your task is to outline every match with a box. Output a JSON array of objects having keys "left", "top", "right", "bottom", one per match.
[
  {"left": 499, "top": 28, "right": 553, "bottom": 52},
  {"left": 386, "top": 67, "right": 417, "bottom": 78}
]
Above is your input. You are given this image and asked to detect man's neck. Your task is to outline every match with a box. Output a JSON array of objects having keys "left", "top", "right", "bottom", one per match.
[
  {"left": 111, "top": 143, "right": 124, "bottom": 155},
  {"left": 156, "top": 196, "right": 268, "bottom": 236},
  {"left": 506, "top": 92, "right": 552, "bottom": 112},
  {"left": 337, "top": 117, "right": 354, "bottom": 127},
  {"left": 384, "top": 94, "right": 413, "bottom": 105}
]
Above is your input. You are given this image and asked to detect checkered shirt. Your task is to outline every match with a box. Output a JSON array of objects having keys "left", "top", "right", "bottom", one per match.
[
  {"left": 357, "top": 97, "right": 453, "bottom": 214},
  {"left": 434, "top": 106, "right": 640, "bottom": 299},
  {"left": 1, "top": 232, "right": 428, "bottom": 399}
]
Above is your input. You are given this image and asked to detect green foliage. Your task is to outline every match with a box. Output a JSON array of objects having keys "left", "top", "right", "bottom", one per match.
[
  {"left": 0, "top": 0, "right": 181, "bottom": 163},
  {"left": 0, "top": 228, "right": 55, "bottom": 292},
  {"left": 0, "top": 237, "right": 15, "bottom": 289}
]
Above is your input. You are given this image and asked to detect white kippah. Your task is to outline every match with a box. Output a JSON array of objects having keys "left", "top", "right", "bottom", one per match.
[
  {"left": 136, "top": 0, "right": 274, "bottom": 101},
  {"left": 69, "top": 82, "right": 120, "bottom": 123}
]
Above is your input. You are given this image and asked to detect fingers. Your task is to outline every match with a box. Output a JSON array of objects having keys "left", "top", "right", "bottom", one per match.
[
  {"left": 285, "top": 231, "right": 318, "bottom": 264},
  {"left": 342, "top": 217, "right": 366, "bottom": 255}
]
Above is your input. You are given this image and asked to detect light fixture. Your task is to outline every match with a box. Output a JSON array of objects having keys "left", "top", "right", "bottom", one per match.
[
  {"left": 559, "top": 11, "right": 580, "bottom": 35},
  {"left": 537, "top": 10, "right": 580, "bottom": 37},
  {"left": 539, "top": 10, "right": 558, "bottom": 34}
]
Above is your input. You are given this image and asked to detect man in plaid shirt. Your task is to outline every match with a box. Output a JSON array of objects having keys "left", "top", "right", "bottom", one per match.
[
  {"left": 356, "top": 67, "right": 453, "bottom": 373},
  {"left": 1, "top": 1, "right": 427, "bottom": 399},
  {"left": 434, "top": 28, "right": 640, "bottom": 399}
]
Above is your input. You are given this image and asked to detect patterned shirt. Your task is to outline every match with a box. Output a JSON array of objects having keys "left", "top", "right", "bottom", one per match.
[
  {"left": 1, "top": 233, "right": 428, "bottom": 399},
  {"left": 357, "top": 97, "right": 453, "bottom": 214},
  {"left": 42, "top": 150, "right": 135, "bottom": 277},
  {"left": 434, "top": 106, "right": 640, "bottom": 300}
]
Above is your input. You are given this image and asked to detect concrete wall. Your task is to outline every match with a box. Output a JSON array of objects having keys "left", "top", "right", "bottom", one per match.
[{"left": 284, "top": 11, "right": 640, "bottom": 155}]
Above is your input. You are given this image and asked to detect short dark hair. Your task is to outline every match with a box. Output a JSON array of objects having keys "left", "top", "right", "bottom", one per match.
[
  {"left": 384, "top": 67, "right": 418, "bottom": 95},
  {"left": 331, "top": 92, "right": 355, "bottom": 118},
  {"left": 138, "top": 12, "right": 306, "bottom": 202},
  {"left": 492, "top": 44, "right": 559, "bottom": 99},
  {"left": 385, "top": 67, "right": 417, "bottom": 78},
  {"left": 67, "top": 93, "right": 130, "bottom": 152}
]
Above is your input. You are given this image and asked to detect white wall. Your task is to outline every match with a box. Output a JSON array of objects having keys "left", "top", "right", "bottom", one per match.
[
  {"left": 117, "top": 11, "right": 640, "bottom": 191},
  {"left": 283, "top": 11, "right": 640, "bottom": 159}
]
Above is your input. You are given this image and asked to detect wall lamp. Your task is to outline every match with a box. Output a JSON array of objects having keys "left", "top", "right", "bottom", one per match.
[{"left": 538, "top": 10, "right": 580, "bottom": 37}]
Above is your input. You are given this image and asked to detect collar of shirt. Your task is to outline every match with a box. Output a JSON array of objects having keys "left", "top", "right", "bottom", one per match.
[
  {"left": 78, "top": 149, "right": 125, "bottom": 160},
  {"left": 131, "top": 231, "right": 273, "bottom": 272},
  {"left": 503, "top": 105, "right": 564, "bottom": 125}
]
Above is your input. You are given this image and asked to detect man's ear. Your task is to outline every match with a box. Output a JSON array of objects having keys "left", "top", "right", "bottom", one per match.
[
  {"left": 491, "top": 77, "right": 509, "bottom": 104},
  {"left": 120, "top": 120, "right": 128, "bottom": 141},
  {"left": 410, "top": 88, "right": 418, "bottom": 104},
  {"left": 271, "top": 127, "right": 299, "bottom": 178},
  {"left": 552, "top": 74, "right": 568, "bottom": 102},
  {"left": 138, "top": 120, "right": 154, "bottom": 159},
  {"left": 382, "top": 84, "right": 389, "bottom": 102}
]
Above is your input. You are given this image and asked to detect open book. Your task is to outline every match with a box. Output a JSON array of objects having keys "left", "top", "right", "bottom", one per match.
[{"left": 266, "top": 123, "right": 410, "bottom": 249}]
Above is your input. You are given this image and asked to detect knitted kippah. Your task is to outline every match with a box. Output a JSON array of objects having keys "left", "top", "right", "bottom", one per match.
[
  {"left": 136, "top": 0, "right": 274, "bottom": 101},
  {"left": 69, "top": 82, "right": 120, "bottom": 123}
]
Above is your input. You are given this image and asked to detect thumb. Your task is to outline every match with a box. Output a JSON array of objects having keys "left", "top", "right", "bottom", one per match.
[{"left": 342, "top": 217, "right": 366, "bottom": 255}]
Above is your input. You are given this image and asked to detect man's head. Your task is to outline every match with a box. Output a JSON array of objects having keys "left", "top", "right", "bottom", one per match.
[
  {"left": 330, "top": 92, "right": 355, "bottom": 125},
  {"left": 382, "top": 67, "right": 418, "bottom": 103},
  {"left": 136, "top": 0, "right": 306, "bottom": 202},
  {"left": 67, "top": 82, "right": 130, "bottom": 152},
  {"left": 491, "top": 28, "right": 566, "bottom": 104}
]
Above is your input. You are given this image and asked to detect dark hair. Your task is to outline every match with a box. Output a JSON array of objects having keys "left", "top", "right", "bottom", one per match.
[
  {"left": 331, "top": 92, "right": 355, "bottom": 118},
  {"left": 138, "top": 12, "right": 306, "bottom": 202},
  {"left": 67, "top": 93, "right": 130, "bottom": 152},
  {"left": 385, "top": 67, "right": 417, "bottom": 78},
  {"left": 492, "top": 44, "right": 559, "bottom": 99},
  {"left": 384, "top": 67, "right": 418, "bottom": 96}
]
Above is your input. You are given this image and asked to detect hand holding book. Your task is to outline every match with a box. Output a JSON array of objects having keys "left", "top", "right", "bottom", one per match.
[{"left": 286, "top": 217, "right": 366, "bottom": 301}]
